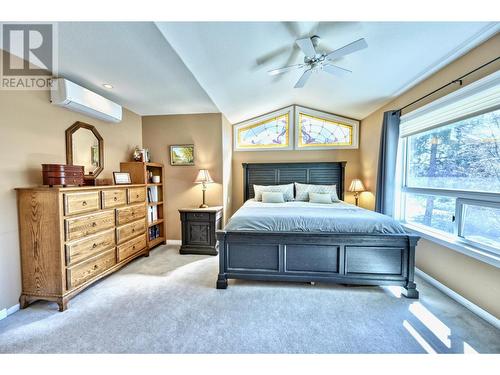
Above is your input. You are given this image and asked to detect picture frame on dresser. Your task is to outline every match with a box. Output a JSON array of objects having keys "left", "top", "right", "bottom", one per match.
[{"left": 113, "top": 171, "right": 132, "bottom": 185}]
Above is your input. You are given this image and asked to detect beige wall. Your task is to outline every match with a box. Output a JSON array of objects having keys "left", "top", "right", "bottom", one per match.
[
  {"left": 232, "top": 148, "right": 362, "bottom": 214},
  {"left": 221, "top": 115, "right": 233, "bottom": 223},
  {"left": 416, "top": 239, "right": 500, "bottom": 318},
  {"left": 0, "top": 56, "right": 142, "bottom": 311},
  {"left": 359, "top": 34, "right": 500, "bottom": 318},
  {"left": 142, "top": 114, "right": 225, "bottom": 240}
]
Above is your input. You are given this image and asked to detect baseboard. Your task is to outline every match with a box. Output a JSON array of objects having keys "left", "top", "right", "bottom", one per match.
[
  {"left": 0, "top": 303, "right": 20, "bottom": 321},
  {"left": 415, "top": 268, "right": 499, "bottom": 329},
  {"left": 167, "top": 239, "right": 182, "bottom": 245}
]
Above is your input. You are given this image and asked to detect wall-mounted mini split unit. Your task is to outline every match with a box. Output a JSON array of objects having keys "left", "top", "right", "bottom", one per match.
[{"left": 50, "top": 78, "right": 122, "bottom": 123}]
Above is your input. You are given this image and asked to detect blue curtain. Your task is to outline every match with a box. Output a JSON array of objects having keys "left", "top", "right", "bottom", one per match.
[{"left": 375, "top": 110, "right": 401, "bottom": 216}]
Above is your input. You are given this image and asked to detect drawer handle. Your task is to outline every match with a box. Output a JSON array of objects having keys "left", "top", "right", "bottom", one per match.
[
  {"left": 92, "top": 243, "right": 97, "bottom": 248},
  {"left": 136, "top": 194, "right": 140, "bottom": 198},
  {"left": 132, "top": 212, "right": 135, "bottom": 216},
  {"left": 114, "top": 197, "right": 118, "bottom": 201},
  {"left": 132, "top": 228, "right": 135, "bottom": 232},
  {"left": 93, "top": 265, "right": 98, "bottom": 270},
  {"left": 132, "top": 245, "right": 136, "bottom": 250},
  {"left": 82, "top": 201, "right": 87, "bottom": 206},
  {"left": 92, "top": 222, "right": 97, "bottom": 227}
]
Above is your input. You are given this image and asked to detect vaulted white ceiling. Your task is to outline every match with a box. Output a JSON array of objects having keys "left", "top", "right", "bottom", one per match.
[
  {"left": 45, "top": 22, "right": 499, "bottom": 122},
  {"left": 156, "top": 22, "right": 499, "bottom": 123},
  {"left": 56, "top": 22, "right": 218, "bottom": 115}
]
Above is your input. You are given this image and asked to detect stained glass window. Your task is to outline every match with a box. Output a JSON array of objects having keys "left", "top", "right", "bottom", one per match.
[
  {"left": 297, "top": 113, "right": 353, "bottom": 148},
  {"left": 236, "top": 113, "right": 290, "bottom": 150}
]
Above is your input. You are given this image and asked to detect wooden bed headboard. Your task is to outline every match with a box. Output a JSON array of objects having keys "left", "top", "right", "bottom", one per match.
[{"left": 242, "top": 162, "right": 346, "bottom": 202}]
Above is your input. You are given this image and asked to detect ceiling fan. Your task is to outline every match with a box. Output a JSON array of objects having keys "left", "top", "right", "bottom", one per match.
[{"left": 268, "top": 35, "right": 368, "bottom": 88}]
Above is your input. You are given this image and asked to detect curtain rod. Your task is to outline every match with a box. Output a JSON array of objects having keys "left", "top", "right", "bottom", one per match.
[{"left": 395, "top": 55, "right": 500, "bottom": 114}]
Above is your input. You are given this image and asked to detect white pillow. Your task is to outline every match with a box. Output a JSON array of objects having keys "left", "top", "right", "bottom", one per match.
[
  {"left": 261, "top": 192, "right": 285, "bottom": 203},
  {"left": 295, "top": 182, "right": 339, "bottom": 202},
  {"left": 309, "top": 192, "right": 333, "bottom": 204},
  {"left": 253, "top": 183, "right": 294, "bottom": 201}
]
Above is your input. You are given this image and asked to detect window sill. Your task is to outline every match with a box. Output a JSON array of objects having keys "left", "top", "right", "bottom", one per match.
[{"left": 402, "top": 223, "right": 500, "bottom": 268}]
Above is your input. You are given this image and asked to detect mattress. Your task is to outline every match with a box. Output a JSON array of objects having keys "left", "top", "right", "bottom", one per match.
[{"left": 224, "top": 199, "right": 406, "bottom": 234}]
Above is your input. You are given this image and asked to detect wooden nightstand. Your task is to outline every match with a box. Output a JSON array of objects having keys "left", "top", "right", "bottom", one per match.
[{"left": 179, "top": 206, "right": 223, "bottom": 255}]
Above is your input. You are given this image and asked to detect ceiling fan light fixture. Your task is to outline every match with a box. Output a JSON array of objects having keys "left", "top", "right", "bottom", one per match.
[{"left": 268, "top": 34, "right": 367, "bottom": 88}]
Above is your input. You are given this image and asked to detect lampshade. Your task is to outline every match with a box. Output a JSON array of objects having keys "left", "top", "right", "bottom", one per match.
[
  {"left": 348, "top": 178, "right": 365, "bottom": 192},
  {"left": 194, "top": 169, "right": 214, "bottom": 184}
]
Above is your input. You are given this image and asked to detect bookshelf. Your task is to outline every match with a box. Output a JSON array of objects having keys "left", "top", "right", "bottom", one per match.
[{"left": 120, "top": 162, "right": 166, "bottom": 249}]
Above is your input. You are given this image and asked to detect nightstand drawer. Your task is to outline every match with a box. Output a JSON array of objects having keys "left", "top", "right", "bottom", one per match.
[
  {"left": 186, "top": 222, "right": 211, "bottom": 245},
  {"left": 186, "top": 212, "right": 210, "bottom": 221}
]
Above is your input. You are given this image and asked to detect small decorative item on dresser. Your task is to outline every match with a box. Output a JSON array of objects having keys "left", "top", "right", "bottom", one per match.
[
  {"left": 179, "top": 206, "right": 223, "bottom": 255},
  {"left": 113, "top": 172, "right": 132, "bottom": 185},
  {"left": 132, "top": 146, "right": 142, "bottom": 161},
  {"left": 170, "top": 144, "right": 194, "bottom": 166},
  {"left": 348, "top": 178, "right": 366, "bottom": 206},
  {"left": 42, "top": 164, "right": 84, "bottom": 187},
  {"left": 194, "top": 169, "right": 214, "bottom": 208}
]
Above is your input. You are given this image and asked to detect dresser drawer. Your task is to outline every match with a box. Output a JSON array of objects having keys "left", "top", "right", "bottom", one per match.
[
  {"left": 65, "top": 210, "right": 115, "bottom": 241},
  {"left": 66, "top": 249, "right": 116, "bottom": 290},
  {"left": 128, "top": 187, "right": 146, "bottom": 204},
  {"left": 101, "top": 189, "right": 127, "bottom": 209},
  {"left": 117, "top": 233, "right": 147, "bottom": 262},
  {"left": 116, "top": 203, "right": 147, "bottom": 225},
  {"left": 63, "top": 191, "right": 100, "bottom": 216},
  {"left": 186, "top": 212, "right": 210, "bottom": 221},
  {"left": 116, "top": 219, "right": 146, "bottom": 244},
  {"left": 65, "top": 229, "right": 115, "bottom": 266}
]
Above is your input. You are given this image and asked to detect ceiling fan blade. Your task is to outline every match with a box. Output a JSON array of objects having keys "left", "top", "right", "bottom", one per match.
[
  {"left": 268, "top": 64, "right": 304, "bottom": 76},
  {"left": 326, "top": 38, "right": 368, "bottom": 61},
  {"left": 282, "top": 21, "right": 301, "bottom": 38},
  {"left": 322, "top": 64, "right": 352, "bottom": 76},
  {"left": 296, "top": 37, "right": 317, "bottom": 58},
  {"left": 255, "top": 46, "right": 290, "bottom": 66},
  {"left": 294, "top": 69, "right": 313, "bottom": 88}
]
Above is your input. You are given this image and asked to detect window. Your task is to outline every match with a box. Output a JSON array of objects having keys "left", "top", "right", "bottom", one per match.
[
  {"left": 233, "top": 105, "right": 359, "bottom": 151},
  {"left": 398, "top": 71, "right": 500, "bottom": 257},
  {"left": 234, "top": 106, "right": 293, "bottom": 151},
  {"left": 297, "top": 113, "right": 353, "bottom": 147},
  {"left": 295, "top": 106, "right": 359, "bottom": 149}
]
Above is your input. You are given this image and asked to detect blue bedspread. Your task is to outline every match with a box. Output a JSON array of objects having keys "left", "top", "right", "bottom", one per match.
[{"left": 224, "top": 200, "right": 406, "bottom": 234}]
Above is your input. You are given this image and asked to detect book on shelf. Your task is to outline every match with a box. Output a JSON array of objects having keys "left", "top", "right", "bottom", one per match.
[
  {"left": 147, "top": 205, "right": 159, "bottom": 223},
  {"left": 148, "top": 224, "right": 161, "bottom": 241},
  {"left": 147, "top": 185, "right": 159, "bottom": 203}
]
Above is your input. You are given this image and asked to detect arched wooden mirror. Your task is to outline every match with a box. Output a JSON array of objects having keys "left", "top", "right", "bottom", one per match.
[{"left": 66, "top": 121, "right": 104, "bottom": 180}]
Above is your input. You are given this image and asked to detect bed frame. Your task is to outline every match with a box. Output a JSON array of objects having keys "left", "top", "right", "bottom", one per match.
[{"left": 216, "top": 162, "right": 419, "bottom": 298}]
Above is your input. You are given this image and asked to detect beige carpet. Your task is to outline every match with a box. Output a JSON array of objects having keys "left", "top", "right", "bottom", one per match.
[{"left": 0, "top": 245, "right": 498, "bottom": 353}]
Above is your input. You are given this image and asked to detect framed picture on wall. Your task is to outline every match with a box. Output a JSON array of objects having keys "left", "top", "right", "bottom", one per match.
[{"left": 170, "top": 144, "right": 195, "bottom": 166}]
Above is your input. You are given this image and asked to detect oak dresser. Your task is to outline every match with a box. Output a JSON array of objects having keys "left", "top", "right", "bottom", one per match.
[{"left": 16, "top": 184, "right": 149, "bottom": 311}]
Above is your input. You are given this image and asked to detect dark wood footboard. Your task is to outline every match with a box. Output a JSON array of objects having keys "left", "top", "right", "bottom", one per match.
[{"left": 216, "top": 231, "right": 420, "bottom": 299}]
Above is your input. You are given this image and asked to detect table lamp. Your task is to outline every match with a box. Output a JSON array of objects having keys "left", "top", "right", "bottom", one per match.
[
  {"left": 348, "top": 178, "right": 365, "bottom": 206},
  {"left": 194, "top": 169, "right": 213, "bottom": 208}
]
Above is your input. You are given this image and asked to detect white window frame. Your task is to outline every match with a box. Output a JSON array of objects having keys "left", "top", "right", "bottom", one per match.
[
  {"left": 294, "top": 106, "right": 359, "bottom": 150},
  {"left": 233, "top": 106, "right": 294, "bottom": 151},
  {"left": 396, "top": 72, "right": 500, "bottom": 267},
  {"left": 233, "top": 105, "right": 360, "bottom": 151}
]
